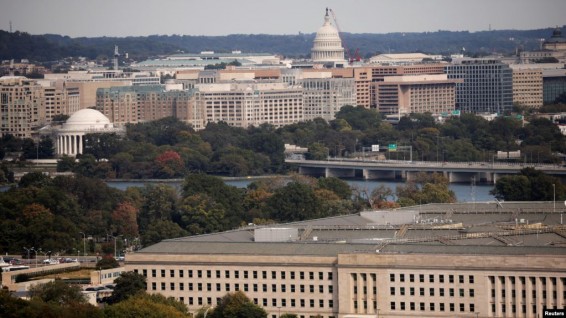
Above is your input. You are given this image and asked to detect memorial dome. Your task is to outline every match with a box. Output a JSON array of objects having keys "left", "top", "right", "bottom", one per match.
[{"left": 63, "top": 109, "right": 111, "bottom": 130}]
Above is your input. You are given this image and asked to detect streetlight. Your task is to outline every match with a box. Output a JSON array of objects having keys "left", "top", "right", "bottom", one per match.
[
  {"left": 552, "top": 183, "right": 556, "bottom": 214},
  {"left": 23, "top": 247, "right": 32, "bottom": 263},
  {"left": 31, "top": 247, "right": 37, "bottom": 267},
  {"left": 79, "top": 232, "right": 86, "bottom": 261}
]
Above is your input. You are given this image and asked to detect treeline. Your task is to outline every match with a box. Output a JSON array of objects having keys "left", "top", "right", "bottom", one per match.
[
  {"left": 0, "top": 166, "right": 460, "bottom": 256},
  {"left": 0, "top": 27, "right": 555, "bottom": 62},
  {"left": 58, "top": 108, "right": 566, "bottom": 179},
  {"left": 0, "top": 170, "right": 365, "bottom": 255},
  {"left": 2, "top": 106, "right": 566, "bottom": 179}
]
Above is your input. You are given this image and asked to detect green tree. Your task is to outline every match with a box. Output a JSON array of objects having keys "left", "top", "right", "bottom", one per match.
[
  {"left": 28, "top": 280, "right": 87, "bottom": 305},
  {"left": 178, "top": 193, "right": 227, "bottom": 235},
  {"left": 182, "top": 173, "right": 245, "bottom": 227},
  {"left": 267, "top": 182, "right": 321, "bottom": 221},
  {"left": 206, "top": 291, "right": 267, "bottom": 318},
  {"left": 492, "top": 167, "right": 566, "bottom": 201},
  {"left": 57, "top": 155, "right": 76, "bottom": 172},
  {"left": 396, "top": 172, "right": 456, "bottom": 206},
  {"left": 108, "top": 271, "right": 147, "bottom": 304},
  {"left": 96, "top": 255, "right": 120, "bottom": 269},
  {"left": 317, "top": 177, "right": 352, "bottom": 200},
  {"left": 141, "top": 219, "right": 188, "bottom": 246},
  {"left": 104, "top": 293, "right": 189, "bottom": 318},
  {"left": 138, "top": 184, "right": 179, "bottom": 232},
  {"left": 305, "top": 142, "right": 328, "bottom": 160},
  {"left": 334, "top": 105, "right": 381, "bottom": 131}
]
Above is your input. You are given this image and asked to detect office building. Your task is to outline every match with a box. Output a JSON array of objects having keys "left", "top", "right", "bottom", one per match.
[
  {"left": 543, "top": 69, "right": 566, "bottom": 104},
  {"left": 510, "top": 66, "right": 543, "bottom": 109},
  {"left": 445, "top": 59, "right": 513, "bottom": 113},
  {"left": 126, "top": 201, "right": 566, "bottom": 318},
  {"left": 195, "top": 82, "right": 304, "bottom": 129},
  {"left": 373, "top": 74, "right": 461, "bottom": 115},
  {"left": 1, "top": 76, "right": 81, "bottom": 138},
  {"left": 0, "top": 76, "right": 43, "bottom": 138}
]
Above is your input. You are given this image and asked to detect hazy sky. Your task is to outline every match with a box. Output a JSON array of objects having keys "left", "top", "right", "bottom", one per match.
[{"left": 1, "top": 0, "right": 565, "bottom": 37}]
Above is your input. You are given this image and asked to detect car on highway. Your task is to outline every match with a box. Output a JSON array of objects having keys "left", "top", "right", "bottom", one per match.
[{"left": 42, "top": 258, "right": 60, "bottom": 265}]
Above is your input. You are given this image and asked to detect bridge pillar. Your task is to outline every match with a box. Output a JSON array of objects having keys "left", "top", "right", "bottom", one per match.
[
  {"left": 326, "top": 168, "right": 355, "bottom": 178},
  {"left": 299, "top": 166, "right": 326, "bottom": 177},
  {"left": 362, "top": 169, "right": 396, "bottom": 180}
]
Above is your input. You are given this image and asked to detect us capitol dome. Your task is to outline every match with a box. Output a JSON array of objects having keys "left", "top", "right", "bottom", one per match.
[{"left": 311, "top": 8, "right": 346, "bottom": 65}]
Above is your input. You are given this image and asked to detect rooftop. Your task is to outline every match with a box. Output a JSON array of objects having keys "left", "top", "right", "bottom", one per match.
[{"left": 136, "top": 201, "right": 566, "bottom": 257}]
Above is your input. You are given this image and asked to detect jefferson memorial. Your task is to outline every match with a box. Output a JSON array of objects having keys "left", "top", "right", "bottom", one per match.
[{"left": 51, "top": 109, "right": 123, "bottom": 157}]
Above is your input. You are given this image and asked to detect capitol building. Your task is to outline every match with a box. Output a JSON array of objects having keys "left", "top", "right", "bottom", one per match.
[{"left": 311, "top": 9, "right": 346, "bottom": 66}]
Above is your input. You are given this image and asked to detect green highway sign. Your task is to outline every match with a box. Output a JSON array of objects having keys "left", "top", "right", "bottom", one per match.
[{"left": 388, "top": 144, "right": 397, "bottom": 152}]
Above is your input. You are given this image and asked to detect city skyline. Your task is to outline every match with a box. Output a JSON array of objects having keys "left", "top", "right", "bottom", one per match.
[{"left": 1, "top": 0, "right": 565, "bottom": 38}]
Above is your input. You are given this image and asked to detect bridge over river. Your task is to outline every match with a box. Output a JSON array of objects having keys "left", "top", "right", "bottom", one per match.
[{"left": 285, "top": 158, "right": 566, "bottom": 184}]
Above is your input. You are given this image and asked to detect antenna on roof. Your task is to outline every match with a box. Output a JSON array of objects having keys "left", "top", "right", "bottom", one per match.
[
  {"left": 113, "top": 45, "right": 120, "bottom": 71},
  {"left": 495, "top": 199, "right": 503, "bottom": 209}
]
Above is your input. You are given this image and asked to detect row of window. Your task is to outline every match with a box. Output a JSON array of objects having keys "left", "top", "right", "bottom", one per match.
[
  {"left": 142, "top": 268, "right": 333, "bottom": 281},
  {"left": 390, "top": 301, "right": 475, "bottom": 313},
  {"left": 389, "top": 273, "right": 474, "bottom": 284},
  {"left": 183, "top": 296, "right": 333, "bottom": 309},
  {"left": 390, "top": 287, "right": 474, "bottom": 298},
  {"left": 150, "top": 281, "right": 334, "bottom": 294},
  {"left": 490, "top": 288, "right": 566, "bottom": 300}
]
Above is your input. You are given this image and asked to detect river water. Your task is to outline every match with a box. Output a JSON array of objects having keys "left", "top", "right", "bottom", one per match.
[{"left": 105, "top": 178, "right": 495, "bottom": 202}]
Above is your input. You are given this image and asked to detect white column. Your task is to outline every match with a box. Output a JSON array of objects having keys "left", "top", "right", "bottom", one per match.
[
  {"left": 63, "top": 135, "right": 68, "bottom": 155},
  {"left": 78, "top": 134, "right": 83, "bottom": 155}
]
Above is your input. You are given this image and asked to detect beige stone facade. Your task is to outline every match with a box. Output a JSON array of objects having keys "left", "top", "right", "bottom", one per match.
[
  {"left": 511, "top": 67, "right": 543, "bottom": 109},
  {"left": 125, "top": 202, "right": 566, "bottom": 318},
  {"left": 373, "top": 74, "right": 461, "bottom": 115}
]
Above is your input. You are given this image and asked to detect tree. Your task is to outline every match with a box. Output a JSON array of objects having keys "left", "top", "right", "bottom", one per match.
[
  {"left": 396, "top": 172, "right": 456, "bottom": 206},
  {"left": 57, "top": 155, "right": 76, "bottom": 172},
  {"left": 28, "top": 280, "right": 87, "bottom": 306},
  {"left": 206, "top": 291, "right": 267, "bottom": 318},
  {"left": 141, "top": 219, "right": 188, "bottom": 246},
  {"left": 267, "top": 182, "right": 321, "bottom": 221},
  {"left": 491, "top": 167, "right": 566, "bottom": 201},
  {"left": 104, "top": 293, "right": 190, "bottom": 318},
  {"left": 138, "top": 184, "right": 179, "bottom": 232},
  {"left": 305, "top": 142, "right": 328, "bottom": 160},
  {"left": 108, "top": 271, "right": 147, "bottom": 304},
  {"left": 182, "top": 173, "right": 245, "bottom": 227},
  {"left": 96, "top": 255, "right": 120, "bottom": 270},
  {"left": 317, "top": 177, "right": 352, "bottom": 200},
  {"left": 18, "top": 171, "right": 52, "bottom": 188},
  {"left": 154, "top": 150, "right": 185, "bottom": 178},
  {"left": 111, "top": 202, "right": 139, "bottom": 238},
  {"left": 178, "top": 194, "right": 227, "bottom": 235}
]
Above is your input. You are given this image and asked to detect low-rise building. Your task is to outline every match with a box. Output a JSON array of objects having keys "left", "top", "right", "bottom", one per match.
[{"left": 126, "top": 201, "right": 566, "bottom": 318}]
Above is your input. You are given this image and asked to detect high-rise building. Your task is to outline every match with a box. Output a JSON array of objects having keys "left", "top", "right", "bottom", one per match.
[
  {"left": 1, "top": 76, "right": 81, "bottom": 138},
  {"left": 445, "top": 59, "right": 513, "bottom": 113},
  {"left": 0, "top": 76, "right": 43, "bottom": 138}
]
